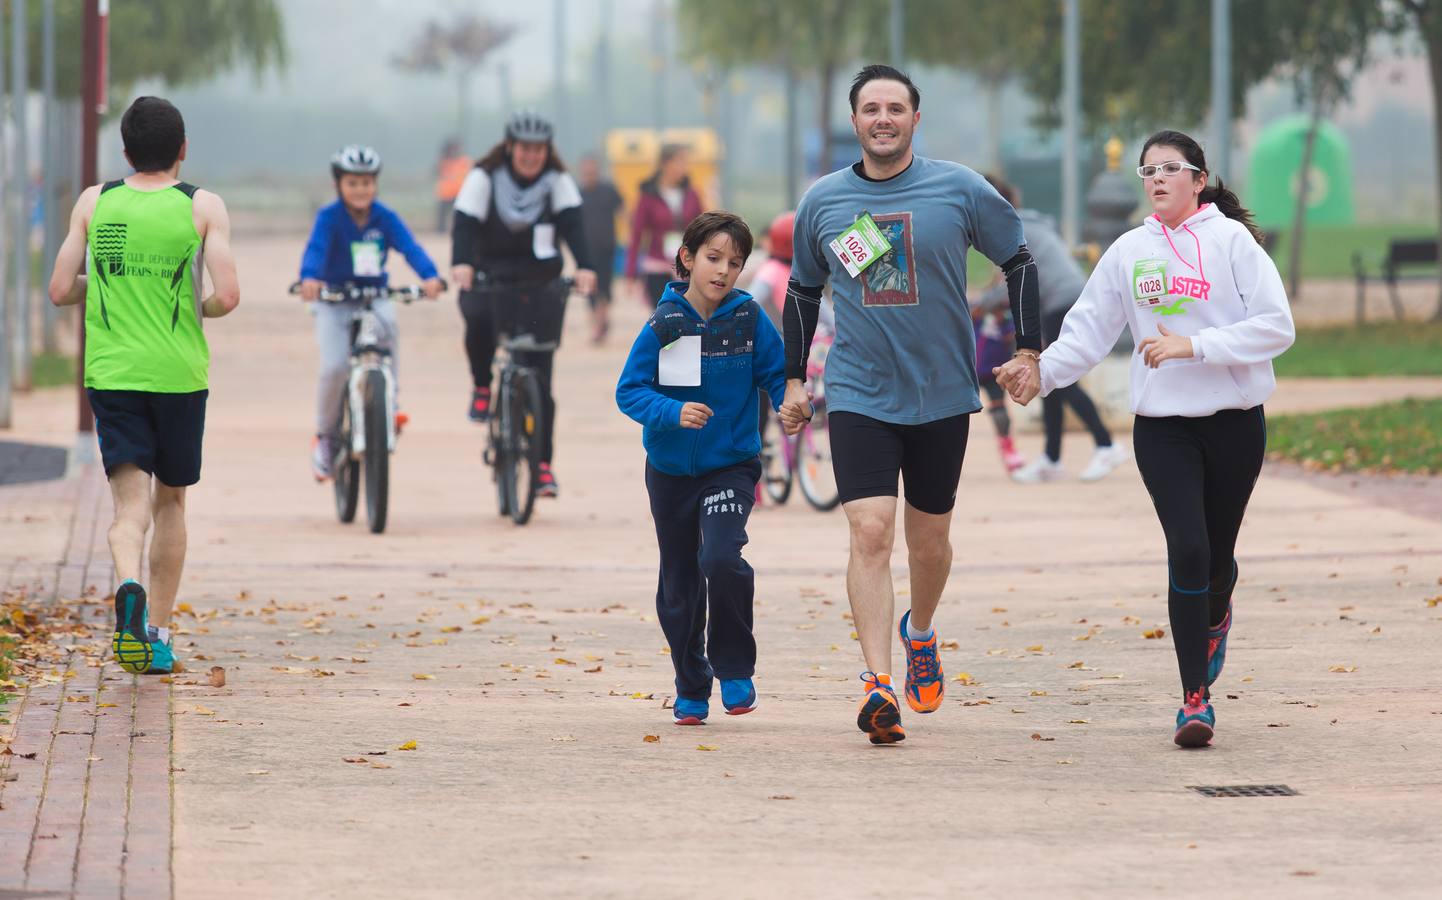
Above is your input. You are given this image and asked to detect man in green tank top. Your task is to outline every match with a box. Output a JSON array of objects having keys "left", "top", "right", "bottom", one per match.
[{"left": 48, "top": 96, "right": 241, "bottom": 675}]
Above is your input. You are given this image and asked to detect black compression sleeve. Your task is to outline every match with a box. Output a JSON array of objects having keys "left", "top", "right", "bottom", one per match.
[
  {"left": 555, "top": 206, "right": 595, "bottom": 272},
  {"left": 1001, "top": 246, "right": 1042, "bottom": 352},
  {"left": 783, "top": 279, "right": 824, "bottom": 380},
  {"left": 451, "top": 210, "right": 483, "bottom": 269}
]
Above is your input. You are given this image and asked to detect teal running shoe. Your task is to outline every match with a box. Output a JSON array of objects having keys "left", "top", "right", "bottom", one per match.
[
  {"left": 144, "top": 625, "right": 175, "bottom": 675},
  {"left": 720, "top": 678, "right": 757, "bottom": 715},
  {"left": 674, "top": 697, "right": 709, "bottom": 725},
  {"left": 1206, "top": 604, "right": 1232, "bottom": 687},
  {"left": 1174, "top": 690, "right": 1215, "bottom": 748},
  {"left": 112, "top": 581, "right": 154, "bottom": 674}
]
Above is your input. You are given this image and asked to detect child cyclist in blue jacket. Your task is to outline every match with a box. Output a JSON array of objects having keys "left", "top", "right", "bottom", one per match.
[
  {"left": 298, "top": 144, "right": 445, "bottom": 480},
  {"left": 616, "top": 211, "right": 787, "bottom": 725}
]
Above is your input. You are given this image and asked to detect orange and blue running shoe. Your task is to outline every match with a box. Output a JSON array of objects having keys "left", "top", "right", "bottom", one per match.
[
  {"left": 1174, "top": 689, "right": 1215, "bottom": 748},
  {"left": 898, "top": 610, "right": 944, "bottom": 713},
  {"left": 856, "top": 672, "right": 906, "bottom": 744},
  {"left": 1206, "top": 603, "right": 1232, "bottom": 687},
  {"left": 112, "top": 581, "right": 154, "bottom": 675}
]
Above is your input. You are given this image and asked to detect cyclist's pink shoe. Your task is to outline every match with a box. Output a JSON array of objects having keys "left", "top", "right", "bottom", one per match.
[
  {"left": 468, "top": 387, "right": 491, "bottom": 423},
  {"left": 998, "top": 435, "right": 1026, "bottom": 472},
  {"left": 395, "top": 411, "right": 410, "bottom": 434},
  {"left": 537, "top": 463, "right": 559, "bottom": 498}
]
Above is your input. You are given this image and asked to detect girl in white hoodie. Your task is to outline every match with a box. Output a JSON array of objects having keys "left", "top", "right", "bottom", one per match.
[{"left": 995, "top": 129, "right": 1295, "bottom": 749}]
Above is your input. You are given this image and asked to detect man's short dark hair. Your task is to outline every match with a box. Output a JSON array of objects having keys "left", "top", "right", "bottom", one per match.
[
  {"left": 848, "top": 64, "right": 920, "bottom": 113},
  {"left": 120, "top": 97, "right": 186, "bottom": 172}
]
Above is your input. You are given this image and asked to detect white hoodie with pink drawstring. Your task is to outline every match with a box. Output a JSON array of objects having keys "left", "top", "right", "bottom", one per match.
[{"left": 1039, "top": 203, "right": 1295, "bottom": 418}]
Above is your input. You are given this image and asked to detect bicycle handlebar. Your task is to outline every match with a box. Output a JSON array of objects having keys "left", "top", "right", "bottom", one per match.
[{"left": 288, "top": 280, "right": 448, "bottom": 304}]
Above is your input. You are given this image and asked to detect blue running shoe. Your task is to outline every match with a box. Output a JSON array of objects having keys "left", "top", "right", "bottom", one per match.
[
  {"left": 898, "top": 610, "right": 944, "bottom": 714},
  {"left": 1206, "top": 604, "right": 1232, "bottom": 687},
  {"left": 1174, "top": 690, "right": 1215, "bottom": 748},
  {"left": 144, "top": 625, "right": 175, "bottom": 675},
  {"left": 720, "top": 678, "right": 757, "bottom": 715},
  {"left": 112, "top": 581, "right": 154, "bottom": 675},
  {"left": 674, "top": 697, "right": 709, "bottom": 725}
]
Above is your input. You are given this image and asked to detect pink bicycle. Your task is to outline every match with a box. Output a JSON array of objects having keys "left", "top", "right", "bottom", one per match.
[{"left": 759, "top": 333, "right": 839, "bottom": 511}]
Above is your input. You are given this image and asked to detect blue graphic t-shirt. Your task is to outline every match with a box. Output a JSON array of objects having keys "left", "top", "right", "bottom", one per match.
[{"left": 792, "top": 156, "right": 1024, "bottom": 424}]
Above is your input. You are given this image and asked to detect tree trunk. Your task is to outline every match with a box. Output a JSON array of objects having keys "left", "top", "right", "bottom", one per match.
[
  {"left": 1287, "top": 92, "right": 1323, "bottom": 302},
  {"left": 1424, "top": 3, "right": 1442, "bottom": 321}
]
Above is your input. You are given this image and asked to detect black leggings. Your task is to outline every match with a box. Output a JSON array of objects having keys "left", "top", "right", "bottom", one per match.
[
  {"left": 1042, "top": 308, "right": 1111, "bottom": 461},
  {"left": 1133, "top": 407, "right": 1265, "bottom": 698},
  {"left": 459, "top": 281, "right": 568, "bottom": 463}
]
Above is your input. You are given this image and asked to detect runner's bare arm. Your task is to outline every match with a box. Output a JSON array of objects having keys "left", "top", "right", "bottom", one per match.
[
  {"left": 195, "top": 190, "right": 241, "bottom": 318},
  {"left": 48, "top": 186, "right": 100, "bottom": 307}
]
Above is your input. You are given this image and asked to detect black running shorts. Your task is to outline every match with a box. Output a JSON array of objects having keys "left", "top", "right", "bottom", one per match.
[
  {"left": 88, "top": 389, "right": 208, "bottom": 487},
  {"left": 828, "top": 411, "right": 970, "bottom": 515}
]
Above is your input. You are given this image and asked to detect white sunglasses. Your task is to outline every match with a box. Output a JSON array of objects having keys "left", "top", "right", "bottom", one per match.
[{"left": 1136, "top": 161, "right": 1202, "bottom": 179}]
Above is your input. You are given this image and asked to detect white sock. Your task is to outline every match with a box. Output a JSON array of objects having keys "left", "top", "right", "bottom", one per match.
[
  {"left": 149, "top": 625, "right": 171, "bottom": 644},
  {"left": 906, "top": 616, "right": 933, "bottom": 641}
]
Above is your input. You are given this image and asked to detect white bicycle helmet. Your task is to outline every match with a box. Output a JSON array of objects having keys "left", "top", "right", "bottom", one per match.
[
  {"left": 331, "top": 144, "right": 382, "bottom": 179},
  {"left": 505, "top": 110, "right": 554, "bottom": 143}
]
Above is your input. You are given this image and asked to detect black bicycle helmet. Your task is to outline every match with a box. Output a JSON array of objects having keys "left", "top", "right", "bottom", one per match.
[
  {"left": 505, "top": 109, "right": 554, "bottom": 143},
  {"left": 331, "top": 144, "right": 382, "bottom": 179}
]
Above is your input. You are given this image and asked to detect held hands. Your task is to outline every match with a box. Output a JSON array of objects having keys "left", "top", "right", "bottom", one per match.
[
  {"left": 777, "top": 379, "right": 814, "bottom": 436},
  {"left": 451, "top": 264, "right": 476, "bottom": 291},
  {"left": 1136, "top": 323, "right": 1194, "bottom": 368},
  {"left": 421, "top": 277, "right": 445, "bottom": 300},
  {"left": 993, "top": 354, "right": 1041, "bottom": 406},
  {"left": 298, "top": 278, "right": 325, "bottom": 302},
  {"left": 679, "top": 402, "right": 714, "bottom": 430}
]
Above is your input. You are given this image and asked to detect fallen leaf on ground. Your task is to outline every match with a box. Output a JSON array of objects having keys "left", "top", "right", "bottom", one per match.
[
  {"left": 551, "top": 735, "right": 576, "bottom": 742},
  {"left": 1067, "top": 719, "right": 1090, "bottom": 725},
  {"left": 630, "top": 692, "right": 654, "bottom": 700},
  {"left": 1328, "top": 665, "right": 1357, "bottom": 673},
  {"left": 98, "top": 702, "right": 118, "bottom": 708},
  {"left": 1025, "top": 644, "right": 1044, "bottom": 652},
  {"left": 554, "top": 658, "right": 576, "bottom": 666},
  {"left": 412, "top": 673, "right": 436, "bottom": 681},
  {"left": 953, "top": 672, "right": 976, "bottom": 685},
  {"left": 1425, "top": 596, "right": 1440, "bottom": 608},
  {"left": 1241, "top": 676, "right": 1254, "bottom": 682},
  {"left": 1030, "top": 690, "right": 1048, "bottom": 697},
  {"left": 194, "top": 706, "right": 216, "bottom": 716},
  {"left": 342, "top": 757, "right": 368, "bottom": 764},
  {"left": 696, "top": 745, "right": 717, "bottom": 751},
  {"left": 208, "top": 667, "right": 226, "bottom": 688},
  {"left": 370, "top": 761, "right": 394, "bottom": 770},
  {"left": 1143, "top": 628, "right": 1166, "bottom": 639},
  {"left": 440, "top": 626, "right": 462, "bottom": 634},
  {"left": 643, "top": 735, "right": 660, "bottom": 743},
  {"left": 939, "top": 640, "right": 960, "bottom": 650},
  {"left": 1066, "top": 661, "right": 1087, "bottom": 669},
  {"left": 247, "top": 770, "right": 270, "bottom": 775},
  {"left": 584, "top": 665, "right": 602, "bottom": 673},
  {"left": 768, "top": 795, "right": 794, "bottom": 800},
  {"left": 397, "top": 740, "right": 418, "bottom": 751},
  {"left": 991, "top": 607, "right": 1007, "bottom": 613},
  {"left": 1030, "top": 733, "right": 1055, "bottom": 741}
]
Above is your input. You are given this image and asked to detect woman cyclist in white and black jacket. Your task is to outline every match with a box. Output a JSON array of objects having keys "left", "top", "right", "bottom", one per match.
[
  {"left": 450, "top": 110, "right": 597, "bottom": 498},
  {"left": 996, "top": 129, "right": 1295, "bottom": 749}
]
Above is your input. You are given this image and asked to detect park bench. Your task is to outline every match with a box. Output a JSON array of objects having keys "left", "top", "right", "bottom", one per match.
[{"left": 1352, "top": 237, "right": 1438, "bottom": 324}]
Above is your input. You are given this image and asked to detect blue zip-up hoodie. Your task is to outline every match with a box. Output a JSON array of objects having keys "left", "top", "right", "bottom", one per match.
[
  {"left": 299, "top": 199, "right": 439, "bottom": 286},
  {"left": 617, "top": 282, "right": 787, "bottom": 477}
]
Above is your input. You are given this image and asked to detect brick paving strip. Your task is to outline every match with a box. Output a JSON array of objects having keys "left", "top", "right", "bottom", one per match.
[{"left": 0, "top": 464, "right": 173, "bottom": 899}]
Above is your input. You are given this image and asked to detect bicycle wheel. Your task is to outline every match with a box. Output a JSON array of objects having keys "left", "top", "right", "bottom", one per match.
[
  {"left": 797, "top": 401, "right": 841, "bottom": 511},
  {"left": 760, "top": 407, "right": 793, "bottom": 504},
  {"left": 507, "top": 369, "right": 545, "bottom": 526},
  {"left": 489, "top": 405, "right": 513, "bottom": 518},
  {"left": 333, "top": 393, "right": 360, "bottom": 524},
  {"left": 363, "top": 369, "right": 390, "bottom": 534}
]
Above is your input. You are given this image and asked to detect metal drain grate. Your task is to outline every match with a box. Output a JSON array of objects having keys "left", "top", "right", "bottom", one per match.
[{"left": 1189, "top": 784, "right": 1299, "bottom": 798}]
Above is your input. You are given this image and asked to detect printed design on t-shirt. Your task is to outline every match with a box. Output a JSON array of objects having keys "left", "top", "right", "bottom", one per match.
[
  {"left": 92, "top": 224, "right": 127, "bottom": 329},
  {"left": 860, "top": 212, "right": 917, "bottom": 307},
  {"left": 1151, "top": 274, "right": 1213, "bottom": 317}
]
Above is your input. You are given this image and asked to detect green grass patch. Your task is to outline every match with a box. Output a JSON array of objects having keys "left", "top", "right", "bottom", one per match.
[
  {"left": 1267, "top": 396, "right": 1442, "bottom": 474},
  {"left": 32, "top": 353, "right": 76, "bottom": 389},
  {"left": 1266, "top": 223, "right": 1436, "bottom": 280},
  {"left": 1274, "top": 322, "right": 1442, "bottom": 377},
  {"left": 0, "top": 636, "right": 15, "bottom": 724}
]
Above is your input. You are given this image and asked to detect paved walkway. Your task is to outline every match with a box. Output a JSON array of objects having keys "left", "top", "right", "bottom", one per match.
[{"left": 2, "top": 235, "right": 1440, "bottom": 898}]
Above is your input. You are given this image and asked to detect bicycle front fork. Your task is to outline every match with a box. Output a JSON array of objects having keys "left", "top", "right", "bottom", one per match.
[{"left": 346, "top": 361, "right": 398, "bottom": 456}]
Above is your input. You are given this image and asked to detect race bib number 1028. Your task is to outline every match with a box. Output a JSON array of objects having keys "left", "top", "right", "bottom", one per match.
[{"left": 1132, "top": 259, "right": 1168, "bottom": 308}]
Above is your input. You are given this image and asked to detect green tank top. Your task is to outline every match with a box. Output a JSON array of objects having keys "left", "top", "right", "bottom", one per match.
[{"left": 84, "top": 180, "right": 208, "bottom": 392}]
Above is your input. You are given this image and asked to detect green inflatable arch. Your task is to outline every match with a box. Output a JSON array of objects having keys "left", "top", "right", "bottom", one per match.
[{"left": 1247, "top": 114, "right": 1355, "bottom": 228}]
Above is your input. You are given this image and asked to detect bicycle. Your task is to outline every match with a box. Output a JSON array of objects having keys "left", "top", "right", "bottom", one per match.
[
  {"left": 475, "top": 275, "right": 574, "bottom": 526},
  {"left": 759, "top": 332, "right": 840, "bottom": 511},
  {"left": 290, "top": 280, "right": 439, "bottom": 534}
]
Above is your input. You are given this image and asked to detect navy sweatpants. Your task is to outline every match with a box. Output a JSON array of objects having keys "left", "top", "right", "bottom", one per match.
[{"left": 645, "top": 458, "right": 762, "bottom": 700}]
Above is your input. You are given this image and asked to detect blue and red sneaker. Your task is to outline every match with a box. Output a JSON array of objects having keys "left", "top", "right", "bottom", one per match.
[
  {"left": 1174, "top": 689, "right": 1215, "bottom": 748},
  {"left": 1206, "top": 604, "right": 1232, "bottom": 687},
  {"left": 856, "top": 672, "right": 906, "bottom": 744},
  {"left": 673, "top": 696, "right": 709, "bottom": 726},
  {"left": 720, "top": 678, "right": 757, "bottom": 715},
  {"left": 898, "top": 610, "right": 944, "bottom": 713}
]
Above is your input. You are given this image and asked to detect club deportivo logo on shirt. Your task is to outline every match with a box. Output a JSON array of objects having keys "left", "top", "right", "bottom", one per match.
[{"left": 861, "top": 212, "right": 918, "bottom": 307}]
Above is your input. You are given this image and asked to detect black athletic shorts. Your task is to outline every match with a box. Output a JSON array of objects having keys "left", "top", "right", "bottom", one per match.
[
  {"left": 829, "top": 411, "right": 970, "bottom": 515},
  {"left": 88, "top": 389, "right": 208, "bottom": 487}
]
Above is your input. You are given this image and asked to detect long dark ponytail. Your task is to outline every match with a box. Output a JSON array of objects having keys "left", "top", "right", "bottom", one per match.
[{"left": 1140, "top": 129, "right": 1264, "bottom": 245}]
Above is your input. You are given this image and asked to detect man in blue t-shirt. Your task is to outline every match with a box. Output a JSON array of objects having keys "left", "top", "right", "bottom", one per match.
[{"left": 779, "top": 65, "right": 1042, "bottom": 746}]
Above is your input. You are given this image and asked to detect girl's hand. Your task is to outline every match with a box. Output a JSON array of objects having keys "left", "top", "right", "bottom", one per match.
[
  {"left": 679, "top": 402, "right": 713, "bottom": 429},
  {"left": 1137, "top": 323, "right": 1194, "bottom": 368},
  {"left": 421, "top": 277, "right": 445, "bottom": 299},
  {"left": 299, "top": 278, "right": 324, "bottom": 301}
]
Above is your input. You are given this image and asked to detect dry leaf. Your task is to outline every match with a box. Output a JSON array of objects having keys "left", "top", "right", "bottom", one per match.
[
  {"left": 370, "top": 761, "right": 393, "bottom": 769},
  {"left": 1030, "top": 690, "right": 1048, "bottom": 697},
  {"left": 1241, "top": 676, "right": 1254, "bottom": 682},
  {"left": 643, "top": 734, "right": 660, "bottom": 743},
  {"left": 696, "top": 745, "right": 717, "bottom": 751},
  {"left": 98, "top": 702, "right": 118, "bottom": 708},
  {"left": 1067, "top": 719, "right": 1090, "bottom": 725},
  {"left": 207, "top": 666, "right": 226, "bottom": 688},
  {"left": 991, "top": 607, "right": 1007, "bottom": 613},
  {"left": 1425, "top": 596, "right": 1440, "bottom": 608},
  {"left": 194, "top": 706, "right": 216, "bottom": 716},
  {"left": 440, "top": 626, "right": 462, "bottom": 634},
  {"left": 952, "top": 672, "right": 976, "bottom": 685},
  {"left": 551, "top": 735, "right": 577, "bottom": 743},
  {"left": 1143, "top": 628, "right": 1166, "bottom": 639},
  {"left": 584, "top": 665, "right": 603, "bottom": 673},
  {"left": 1025, "top": 644, "right": 1044, "bottom": 652},
  {"left": 1030, "top": 733, "right": 1055, "bottom": 742},
  {"left": 1328, "top": 665, "right": 1357, "bottom": 673},
  {"left": 768, "top": 795, "right": 794, "bottom": 800},
  {"left": 342, "top": 757, "right": 368, "bottom": 764},
  {"left": 397, "top": 740, "right": 418, "bottom": 751},
  {"left": 939, "top": 640, "right": 960, "bottom": 650},
  {"left": 412, "top": 673, "right": 436, "bottom": 681},
  {"left": 247, "top": 769, "right": 270, "bottom": 776},
  {"left": 554, "top": 658, "right": 576, "bottom": 666}
]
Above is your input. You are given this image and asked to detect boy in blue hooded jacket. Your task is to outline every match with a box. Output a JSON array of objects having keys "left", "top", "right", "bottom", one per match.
[{"left": 616, "top": 212, "right": 787, "bottom": 725}]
